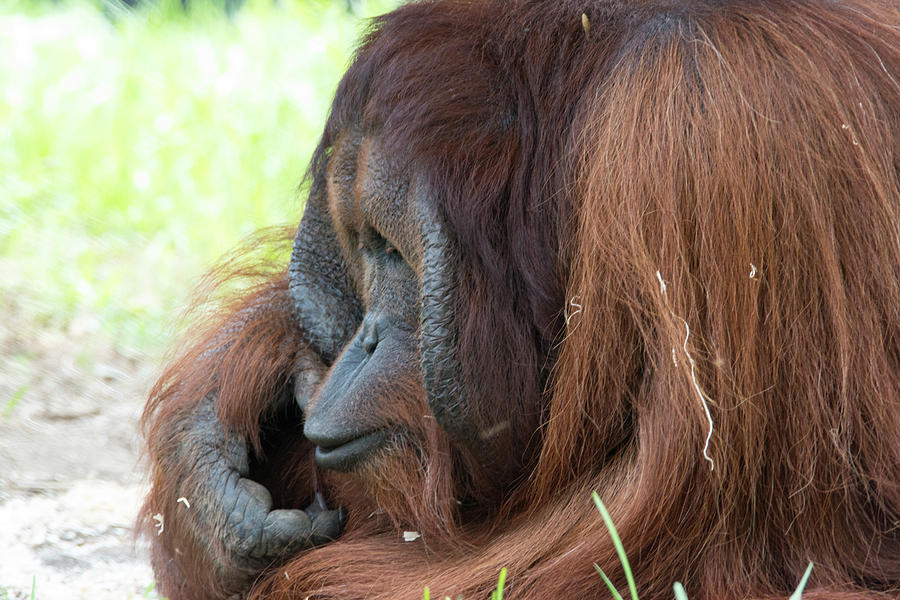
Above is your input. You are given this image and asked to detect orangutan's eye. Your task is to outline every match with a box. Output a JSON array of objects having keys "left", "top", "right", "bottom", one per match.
[{"left": 357, "top": 228, "right": 404, "bottom": 265}]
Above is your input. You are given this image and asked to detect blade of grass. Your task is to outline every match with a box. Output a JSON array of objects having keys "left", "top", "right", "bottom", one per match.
[
  {"left": 423, "top": 586, "right": 430, "bottom": 600},
  {"left": 1, "top": 385, "right": 27, "bottom": 420},
  {"left": 491, "top": 567, "right": 507, "bottom": 600},
  {"left": 673, "top": 582, "right": 689, "bottom": 600},
  {"left": 788, "top": 563, "right": 814, "bottom": 600},
  {"left": 592, "top": 492, "right": 639, "bottom": 600},
  {"left": 594, "top": 563, "right": 625, "bottom": 600}
]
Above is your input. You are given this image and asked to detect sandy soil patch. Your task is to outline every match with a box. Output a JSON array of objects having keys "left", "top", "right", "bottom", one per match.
[{"left": 0, "top": 306, "right": 162, "bottom": 599}]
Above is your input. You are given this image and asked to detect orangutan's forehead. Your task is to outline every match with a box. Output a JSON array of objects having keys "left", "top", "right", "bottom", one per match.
[{"left": 325, "top": 131, "right": 423, "bottom": 267}]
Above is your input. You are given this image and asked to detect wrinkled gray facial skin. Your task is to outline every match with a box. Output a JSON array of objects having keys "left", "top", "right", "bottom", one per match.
[
  {"left": 290, "top": 131, "right": 489, "bottom": 477},
  {"left": 300, "top": 134, "right": 425, "bottom": 471}
]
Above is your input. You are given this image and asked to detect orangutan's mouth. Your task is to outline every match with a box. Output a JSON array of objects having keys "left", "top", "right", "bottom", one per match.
[{"left": 313, "top": 429, "right": 389, "bottom": 471}]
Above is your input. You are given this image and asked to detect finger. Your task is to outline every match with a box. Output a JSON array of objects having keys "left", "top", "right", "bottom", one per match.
[
  {"left": 236, "top": 476, "right": 274, "bottom": 509},
  {"left": 258, "top": 507, "right": 344, "bottom": 557},
  {"left": 232, "top": 482, "right": 345, "bottom": 561},
  {"left": 260, "top": 508, "right": 315, "bottom": 557},
  {"left": 224, "top": 477, "right": 274, "bottom": 557},
  {"left": 303, "top": 491, "right": 329, "bottom": 520},
  {"left": 307, "top": 508, "right": 345, "bottom": 546}
]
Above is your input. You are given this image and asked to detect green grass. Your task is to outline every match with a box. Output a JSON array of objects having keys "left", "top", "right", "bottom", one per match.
[
  {"left": 490, "top": 567, "right": 508, "bottom": 600},
  {"left": 0, "top": 0, "right": 398, "bottom": 355},
  {"left": 0, "top": 384, "right": 27, "bottom": 420},
  {"left": 422, "top": 567, "right": 507, "bottom": 600},
  {"left": 592, "top": 492, "right": 814, "bottom": 600}
]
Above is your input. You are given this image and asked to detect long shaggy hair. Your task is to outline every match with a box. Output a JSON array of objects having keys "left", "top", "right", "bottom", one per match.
[{"left": 142, "top": 0, "right": 900, "bottom": 598}]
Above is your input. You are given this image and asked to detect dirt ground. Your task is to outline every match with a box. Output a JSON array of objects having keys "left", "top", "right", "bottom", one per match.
[{"left": 0, "top": 304, "right": 162, "bottom": 599}]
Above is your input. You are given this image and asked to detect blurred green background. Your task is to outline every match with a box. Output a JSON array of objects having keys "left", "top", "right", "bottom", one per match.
[
  {"left": 0, "top": 0, "right": 398, "bottom": 358},
  {"left": 0, "top": 5, "right": 405, "bottom": 596}
]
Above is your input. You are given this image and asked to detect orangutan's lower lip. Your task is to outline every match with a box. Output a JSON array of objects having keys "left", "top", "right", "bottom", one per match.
[{"left": 314, "top": 430, "right": 388, "bottom": 471}]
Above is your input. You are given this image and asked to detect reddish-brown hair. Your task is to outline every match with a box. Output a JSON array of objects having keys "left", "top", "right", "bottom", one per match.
[{"left": 143, "top": 0, "right": 900, "bottom": 598}]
